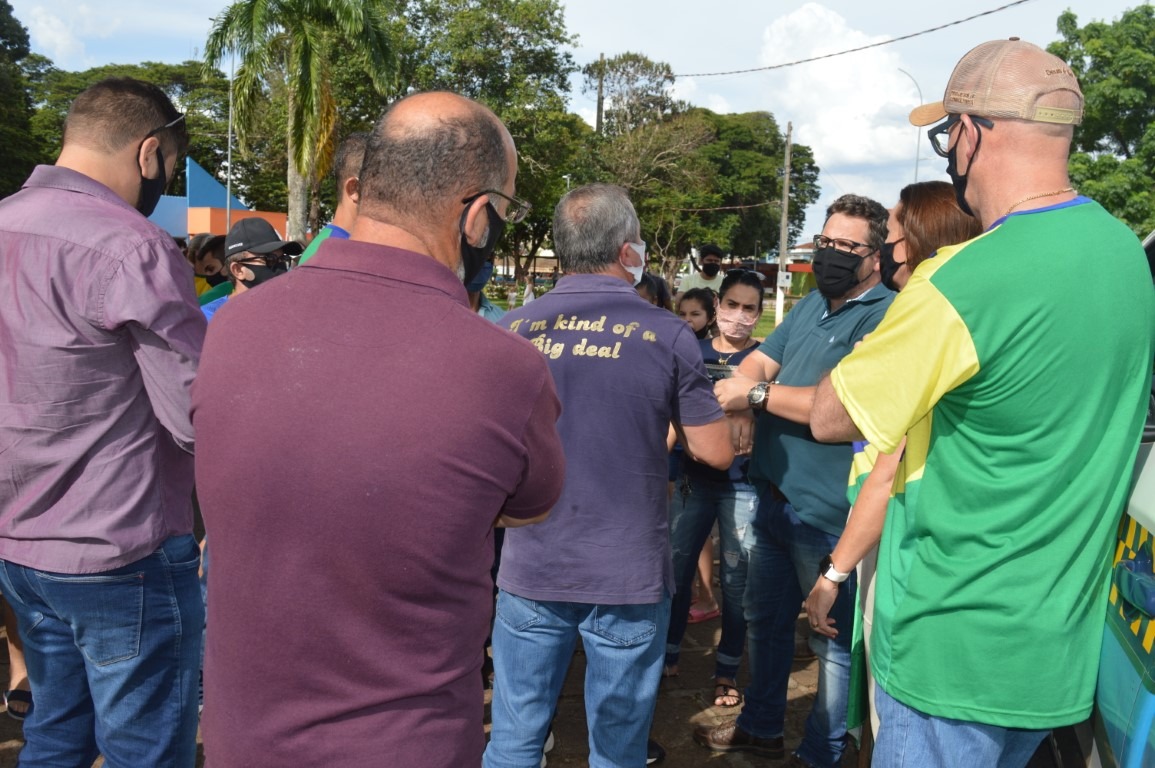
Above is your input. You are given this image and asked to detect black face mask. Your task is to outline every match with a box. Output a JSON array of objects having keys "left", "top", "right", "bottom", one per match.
[
  {"left": 701, "top": 262, "right": 721, "bottom": 278},
  {"left": 945, "top": 125, "right": 981, "bottom": 218},
  {"left": 201, "top": 272, "right": 228, "bottom": 288},
  {"left": 878, "top": 241, "right": 902, "bottom": 292},
  {"left": 136, "top": 146, "right": 167, "bottom": 217},
  {"left": 812, "top": 246, "right": 863, "bottom": 299},
  {"left": 459, "top": 202, "right": 506, "bottom": 286},
  {"left": 238, "top": 261, "right": 288, "bottom": 290}
]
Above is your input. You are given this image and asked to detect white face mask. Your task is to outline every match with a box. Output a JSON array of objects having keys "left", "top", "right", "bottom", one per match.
[{"left": 624, "top": 241, "right": 646, "bottom": 286}]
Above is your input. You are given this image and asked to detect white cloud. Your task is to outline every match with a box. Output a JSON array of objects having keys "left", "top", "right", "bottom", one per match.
[{"left": 25, "top": 8, "right": 86, "bottom": 65}]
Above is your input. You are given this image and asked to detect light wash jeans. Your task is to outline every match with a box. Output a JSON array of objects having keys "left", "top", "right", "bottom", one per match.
[
  {"left": 0, "top": 535, "right": 203, "bottom": 768},
  {"left": 484, "top": 589, "right": 671, "bottom": 768},
  {"left": 666, "top": 474, "right": 757, "bottom": 679},
  {"left": 738, "top": 496, "right": 855, "bottom": 768},
  {"left": 873, "top": 683, "right": 1047, "bottom": 768}
]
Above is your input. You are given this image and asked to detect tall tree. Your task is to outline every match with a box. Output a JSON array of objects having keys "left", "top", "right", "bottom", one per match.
[
  {"left": 582, "top": 52, "right": 683, "bottom": 136},
  {"left": 205, "top": 0, "right": 397, "bottom": 240},
  {"left": 0, "top": 0, "right": 38, "bottom": 197},
  {"left": 393, "top": 0, "right": 581, "bottom": 280},
  {"left": 1049, "top": 6, "right": 1155, "bottom": 235}
]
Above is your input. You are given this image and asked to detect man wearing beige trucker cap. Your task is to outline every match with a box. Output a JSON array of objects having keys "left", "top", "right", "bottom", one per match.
[{"left": 808, "top": 38, "right": 1155, "bottom": 767}]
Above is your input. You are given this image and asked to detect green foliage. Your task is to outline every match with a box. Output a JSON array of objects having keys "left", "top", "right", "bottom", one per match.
[
  {"left": 0, "top": 1, "right": 37, "bottom": 197},
  {"left": 582, "top": 52, "right": 683, "bottom": 135},
  {"left": 583, "top": 52, "right": 820, "bottom": 279},
  {"left": 205, "top": 0, "right": 398, "bottom": 237},
  {"left": 1049, "top": 6, "right": 1155, "bottom": 234},
  {"left": 392, "top": 0, "right": 581, "bottom": 277}
]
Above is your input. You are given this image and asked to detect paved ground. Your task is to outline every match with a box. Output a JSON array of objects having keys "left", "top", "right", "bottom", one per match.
[{"left": 0, "top": 607, "right": 857, "bottom": 767}]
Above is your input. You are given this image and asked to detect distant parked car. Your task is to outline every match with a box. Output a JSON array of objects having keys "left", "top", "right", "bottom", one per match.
[{"left": 1093, "top": 228, "right": 1155, "bottom": 768}]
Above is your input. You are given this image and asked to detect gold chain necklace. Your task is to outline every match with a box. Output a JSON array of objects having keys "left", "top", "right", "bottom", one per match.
[
  {"left": 1002, "top": 187, "right": 1075, "bottom": 219},
  {"left": 716, "top": 338, "right": 754, "bottom": 365}
]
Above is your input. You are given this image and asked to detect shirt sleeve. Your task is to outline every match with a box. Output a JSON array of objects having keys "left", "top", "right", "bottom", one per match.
[
  {"left": 758, "top": 289, "right": 803, "bottom": 364},
  {"left": 672, "top": 324, "right": 726, "bottom": 427},
  {"left": 831, "top": 275, "right": 980, "bottom": 454},
  {"left": 102, "top": 235, "right": 207, "bottom": 452},
  {"left": 500, "top": 364, "right": 566, "bottom": 520}
]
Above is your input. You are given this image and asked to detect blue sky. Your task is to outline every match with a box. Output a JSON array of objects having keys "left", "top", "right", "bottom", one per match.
[{"left": 11, "top": 0, "right": 1145, "bottom": 240}]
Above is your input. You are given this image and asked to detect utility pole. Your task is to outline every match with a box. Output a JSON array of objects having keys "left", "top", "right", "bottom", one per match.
[
  {"left": 595, "top": 53, "right": 605, "bottom": 135},
  {"left": 774, "top": 122, "right": 793, "bottom": 326}
]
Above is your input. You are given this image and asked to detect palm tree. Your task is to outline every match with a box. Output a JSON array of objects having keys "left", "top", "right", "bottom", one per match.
[{"left": 204, "top": 0, "right": 396, "bottom": 240}]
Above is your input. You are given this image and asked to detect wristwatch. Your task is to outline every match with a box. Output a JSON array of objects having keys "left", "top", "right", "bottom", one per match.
[
  {"left": 818, "top": 554, "right": 850, "bottom": 585},
  {"left": 747, "top": 381, "right": 770, "bottom": 411}
]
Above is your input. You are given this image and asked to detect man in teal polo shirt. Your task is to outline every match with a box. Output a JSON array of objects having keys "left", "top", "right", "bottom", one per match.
[{"left": 700, "top": 194, "right": 893, "bottom": 767}]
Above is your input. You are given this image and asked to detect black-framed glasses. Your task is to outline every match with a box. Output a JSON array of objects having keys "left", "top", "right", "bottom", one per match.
[
  {"left": 927, "top": 114, "right": 994, "bottom": 158},
  {"left": 462, "top": 189, "right": 532, "bottom": 224},
  {"left": 813, "top": 234, "right": 875, "bottom": 255},
  {"left": 239, "top": 252, "right": 291, "bottom": 271}
]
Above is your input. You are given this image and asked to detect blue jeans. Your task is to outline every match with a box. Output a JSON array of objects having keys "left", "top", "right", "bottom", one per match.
[
  {"left": 0, "top": 536, "right": 204, "bottom": 768},
  {"left": 873, "top": 683, "right": 1047, "bottom": 768},
  {"left": 666, "top": 475, "right": 757, "bottom": 679},
  {"left": 484, "top": 589, "right": 671, "bottom": 768},
  {"left": 738, "top": 496, "right": 855, "bottom": 768}
]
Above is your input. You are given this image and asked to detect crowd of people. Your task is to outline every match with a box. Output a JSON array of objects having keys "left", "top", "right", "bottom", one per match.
[{"left": 0, "top": 35, "right": 1151, "bottom": 768}]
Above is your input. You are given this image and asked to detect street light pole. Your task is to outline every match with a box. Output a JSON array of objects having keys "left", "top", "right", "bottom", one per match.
[{"left": 898, "top": 68, "right": 922, "bottom": 183}]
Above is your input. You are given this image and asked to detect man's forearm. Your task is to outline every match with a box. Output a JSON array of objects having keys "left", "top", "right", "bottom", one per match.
[{"left": 811, "top": 375, "right": 864, "bottom": 442}]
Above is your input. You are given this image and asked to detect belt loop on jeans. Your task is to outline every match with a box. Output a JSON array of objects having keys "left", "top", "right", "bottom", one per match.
[{"left": 769, "top": 483, "right": 790, "bottom": 505}]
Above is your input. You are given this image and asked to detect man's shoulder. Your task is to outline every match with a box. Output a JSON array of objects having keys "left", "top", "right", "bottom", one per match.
[{"left": 1, "top": 175, "right": 176, "bottom": 257}]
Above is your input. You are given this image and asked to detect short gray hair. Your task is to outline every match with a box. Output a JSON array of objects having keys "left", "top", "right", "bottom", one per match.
[{"left": 552, "top": 184, "right": 639, "bottom": 274}]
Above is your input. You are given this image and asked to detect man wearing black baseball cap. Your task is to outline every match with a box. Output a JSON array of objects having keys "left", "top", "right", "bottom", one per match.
[{"left": 201, "top": 218, "right": 302, "bottom": 320}]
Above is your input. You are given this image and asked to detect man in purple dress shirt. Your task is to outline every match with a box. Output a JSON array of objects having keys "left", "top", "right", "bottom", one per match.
[{"left": 0, "top": 78, "right": 205, "bottom": 767}]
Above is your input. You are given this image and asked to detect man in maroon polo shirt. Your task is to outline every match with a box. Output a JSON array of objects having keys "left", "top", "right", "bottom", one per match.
[{"left": 192, "top": 92, "right": 564, "bottom": 768}]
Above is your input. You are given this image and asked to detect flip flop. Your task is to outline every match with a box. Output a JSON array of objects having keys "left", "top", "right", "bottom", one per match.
[
  {"left": 4, "top": 689, "right": 32, "bottom": 721},
  {"left": 687, "top": 606, "right": 720, "bottom": 624},
  {"left": 713, "top": 682, "right": 743, "bottom": 708}
]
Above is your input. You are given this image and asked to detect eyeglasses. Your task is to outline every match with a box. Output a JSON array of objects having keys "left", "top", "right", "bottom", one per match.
[
  {"left": 239, "top": 252, "right": 291, "bottom": 271},
  {"left": 143, "top": 113, "right": 186, "bottom": 142},
  {"left": 927, "top": 114, "right": 994, "bottom": 158},
  {"left": 462, "top": 189, "right": 532, "bottom": 224},
  {"left": 813, "top": 234, "right": 875, "bottom": 255}
]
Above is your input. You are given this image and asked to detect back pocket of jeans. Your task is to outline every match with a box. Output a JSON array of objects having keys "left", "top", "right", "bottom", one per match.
[
  {"left": 495, "top": 592, "right": 541, "bottom": 632},
  {"left": 37, "top": 571, "right": 144, "bottom": 666},
  {"left": 589, "top": 603, "right": 658, "bottom": 647}
]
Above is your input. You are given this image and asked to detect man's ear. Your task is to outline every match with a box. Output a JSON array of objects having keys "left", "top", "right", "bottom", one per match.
[
  {"left": 137, "top": 135, "right": 161, "bottom": 177},
  {"left": 229, "top": 260, "right": 252, "bottom": 282},
  {"left": 461, "top": 195, "right": 489, "bottom": 246},
  {"left": 344, "top": 176, "right": 360, "bottom": 206}
]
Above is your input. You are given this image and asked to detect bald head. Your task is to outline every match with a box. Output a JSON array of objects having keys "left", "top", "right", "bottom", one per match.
[{"left": 358, "top": 92, "right": 514, "bottom": 225}]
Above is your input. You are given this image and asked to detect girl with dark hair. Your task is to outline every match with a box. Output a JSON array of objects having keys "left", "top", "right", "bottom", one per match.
[
  {"left": 666, "top": 269, "right": 765, "bottom": 707},
  {"left": 676, "top": 287, "right": 718, "bottom": 340}
]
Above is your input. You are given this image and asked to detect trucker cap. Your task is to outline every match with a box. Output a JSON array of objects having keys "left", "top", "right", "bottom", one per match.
[{"left": 909, "top": 38, "right": 1083, "bottom": 127}]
